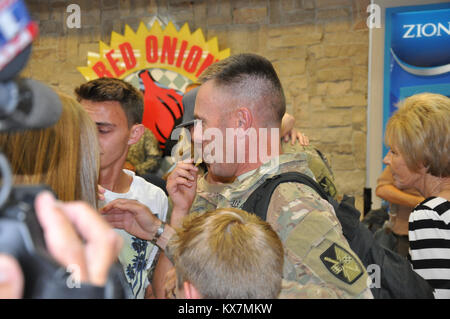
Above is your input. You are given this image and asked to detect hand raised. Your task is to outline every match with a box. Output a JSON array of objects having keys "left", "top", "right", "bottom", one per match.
[
  {"left": 100, "top": 198, "right": 162, "bottom": 241},
  {"left": 166, "top": 160, "right": 199, "bottom": 213}
]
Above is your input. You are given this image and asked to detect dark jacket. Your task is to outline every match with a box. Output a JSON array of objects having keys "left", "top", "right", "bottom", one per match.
[{"left": 335, "top": 196, "right": 435, "bottom": 299}]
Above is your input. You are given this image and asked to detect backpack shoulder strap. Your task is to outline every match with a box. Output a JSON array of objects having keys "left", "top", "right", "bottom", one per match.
[{"left": 241, "top": 172, "right": 329, "bottom": 221}]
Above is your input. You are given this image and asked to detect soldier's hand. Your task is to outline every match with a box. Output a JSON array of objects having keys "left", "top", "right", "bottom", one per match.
[
  {"left": 101, "top": 198, "right": 163, "bottom": 242},
  {"left": 166, "top": 160, "right": 198, "bottom": 217}
]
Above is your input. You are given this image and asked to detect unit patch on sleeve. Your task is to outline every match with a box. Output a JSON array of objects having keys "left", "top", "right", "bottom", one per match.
[{"left": 320, "top": 243, "right": 363, "bottom": 285}]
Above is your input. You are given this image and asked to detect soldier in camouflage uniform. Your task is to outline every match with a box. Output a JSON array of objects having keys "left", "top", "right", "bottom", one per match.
[
  {"left": 102, "top": 53, "right": 373, "bottom": 299},
  {"left": 192, "top": 152, "right": 371, "bottom": 298},
  {"left": 169, "top": 53, "right": 372, "bottom": 299},
  {"left": 126, "top": 127, "right": 162, "bottom": 176}
]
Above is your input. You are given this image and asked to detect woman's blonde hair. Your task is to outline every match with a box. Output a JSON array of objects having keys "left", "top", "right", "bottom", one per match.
[
  {"left": 172, "top": 208, "right": 284, "bottom": 299},
  {"left": 0, "top": 93, "right": 100, "bottom": 208},
  {"left": 385, "top": 92, "right": 449, "bottom": 177}
]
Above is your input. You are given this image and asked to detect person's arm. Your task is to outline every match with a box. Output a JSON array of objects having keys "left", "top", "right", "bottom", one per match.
[
  {"left": 376, "top": 166, "right": 424, "bottom": 208},
  {"left": 269, "top": 182, "right": 373, "bottom": 298},
  {"left": 101, "top": 198, "right": 177, "bottom": 299},
  {"left": 101, "top": 199, "right": 164, "bottom": 242},
  {"left": 376, "top": 184, "right": 424, "bottom": 208},
  {"left": 152, "top": 161, "right": 200, "bottom": 298},
  {"left": 281, "top": 113, "right": 309, "bottom": 146},
  {"left": 281, "top": 113, "right": 295, "bottom": 137},
  {"left": 152, "top": 253, "right": 174, "bottom": 299},
  {"left": 102, "top": 161, "right": 199, "bottom": 298}
]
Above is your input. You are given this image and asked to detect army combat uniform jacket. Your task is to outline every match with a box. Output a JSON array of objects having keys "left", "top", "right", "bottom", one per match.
[
  {"left": 126, "top": 128, "right": 162, "bottom": 175},
  {"left": 190, "top": 153, "right": 373, "bottom": 299},
  {"left": 282, "top": 143, "right": 337, "bottom": 200}
]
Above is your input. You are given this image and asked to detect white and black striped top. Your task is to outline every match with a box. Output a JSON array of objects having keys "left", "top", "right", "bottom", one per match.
[{"left": 409, "top": 197, "right": 450, "bottom": 299}]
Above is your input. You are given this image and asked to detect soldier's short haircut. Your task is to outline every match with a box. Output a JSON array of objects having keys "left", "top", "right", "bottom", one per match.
[
  {"left": 74, "top": 77, "right": 143, "bottom": 127},
  {"left": 172, "top": 208, "right": 284, "bottom": 299},
  {"left": 198, "top": 53, "right": 286, "bottom": 125}
]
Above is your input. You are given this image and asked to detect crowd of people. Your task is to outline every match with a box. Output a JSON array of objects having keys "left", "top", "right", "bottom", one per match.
[{"left": 0, "top": 51, "right": 448, "bottom": 300}]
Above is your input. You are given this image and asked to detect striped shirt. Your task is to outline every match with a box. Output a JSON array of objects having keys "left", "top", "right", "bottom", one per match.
[{"left": 409, "top": 197, "right": 450, "bottom": 299}]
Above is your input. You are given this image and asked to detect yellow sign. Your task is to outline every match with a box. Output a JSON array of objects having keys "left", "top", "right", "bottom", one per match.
[
  {"left": 78, "top": 21, "right": 230, "bottom": 83},
  {"left": 77, "top": 21, "right": 230, "bottom": 151}
]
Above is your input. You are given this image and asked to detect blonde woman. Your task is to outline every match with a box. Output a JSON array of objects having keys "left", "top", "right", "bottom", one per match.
[
  {"left": 0, "top": 93, "right": 100, "bottom": 208},
  {"left": 384, "top": 92, "right": 450, "bottom": 298}
]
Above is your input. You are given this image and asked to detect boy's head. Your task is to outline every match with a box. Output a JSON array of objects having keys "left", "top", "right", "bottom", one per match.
[
  {"left": 75, "top": 78, "right": 145, "bottom": 171},
  {"left": 172, "top": 208, "right": 284, "bottom": 299}
]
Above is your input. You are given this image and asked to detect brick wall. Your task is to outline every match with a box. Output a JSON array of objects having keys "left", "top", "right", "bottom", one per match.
[{"left": 22, "top": 0, "right": 371, "bottom": 211}]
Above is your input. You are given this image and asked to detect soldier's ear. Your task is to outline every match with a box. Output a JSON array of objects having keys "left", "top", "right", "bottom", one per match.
[
  {"left": 128, "top": 124, "right": 145, "bottom": 145},
  {"left": 236, "top": 107, "right": 252, "bottom": 130}
]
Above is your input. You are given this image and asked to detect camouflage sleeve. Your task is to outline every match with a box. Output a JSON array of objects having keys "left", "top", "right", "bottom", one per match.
[
  {"left": 268, "top": 182, "right": 373, "bottom": 299},
  {"left": 307, "top": 148, "right": 338, "bottom": 200},
  {"left": 189, "top": 193, "right": 217, "bottom": 214},
  {"left": 278, "top": 279, "right": 339, "bottom": 299},
  {"left": 133, "top": 130, "right": 162, "bottom": 175},
  {"left": 127, "top": 139, "right": 144, "bottom": 167},
  {"left": 282, "top": 143, "right": 338, "bottom": 200}
]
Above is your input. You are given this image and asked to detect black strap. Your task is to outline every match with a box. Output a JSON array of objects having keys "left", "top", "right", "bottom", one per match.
[{"left": 241, "top": 172, "right": 329, "bottom": 221}]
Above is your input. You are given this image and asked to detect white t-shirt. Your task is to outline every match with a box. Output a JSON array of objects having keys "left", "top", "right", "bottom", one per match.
[{"left": 100, "top": 169, "right": 168, "bottom": 299}]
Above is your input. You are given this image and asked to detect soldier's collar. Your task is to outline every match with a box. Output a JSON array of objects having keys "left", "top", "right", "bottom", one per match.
[
  {"left": 236, "top": 153, "right": 300, "bottom": 183},
  {"left": 237, "top": 168, "right": 257, "bottom": 182}
]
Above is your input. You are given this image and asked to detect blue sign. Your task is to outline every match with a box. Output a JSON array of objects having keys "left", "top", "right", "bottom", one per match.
[{"left": 382, "top": 3, "right": 450, "bottom": 161}]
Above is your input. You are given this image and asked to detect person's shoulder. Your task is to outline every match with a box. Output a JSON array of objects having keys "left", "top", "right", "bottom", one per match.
[
  {"left": 268, "top": 182, "right": 337, "bottom": 241},
  {"left": 412, "top": 196, "right": 450, "bottom": 225},
  {"left": 272, "top": 189, "right": 372, "bottom": 299},
  {"left": 271, "top": 181, "right": 331, "bottom": 209},
  {"left": 281, "top": 143, "right": 322, "bottom": 161},
  {"left": 412, "top": 197, "right": 449, "bottom": 215},
  {"left": 128, "top": 171, "right": 167, "bottom": 200},
  {"left": 237, "top": 153, "right": 313, "bottom": 189},
  {"left": 281, "top": 141, "right": 309, "bottom": 154}
]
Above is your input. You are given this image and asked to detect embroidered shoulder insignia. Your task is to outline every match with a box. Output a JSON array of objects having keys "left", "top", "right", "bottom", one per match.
[
  {"left": 230, "top": 199, "right": 241, "bottom": 208},
  {"left": 320, "top": 243, "right": 363, "bottom": 284}
]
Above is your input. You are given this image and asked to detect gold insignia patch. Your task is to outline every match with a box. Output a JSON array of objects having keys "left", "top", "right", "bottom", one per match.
[{"left": 320, "top": 243, "right": 363, "bottom": 284}]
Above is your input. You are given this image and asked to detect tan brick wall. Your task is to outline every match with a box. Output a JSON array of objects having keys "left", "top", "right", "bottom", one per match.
[{"left": 22, "top": 0, "right": 371, "bottom": 211}]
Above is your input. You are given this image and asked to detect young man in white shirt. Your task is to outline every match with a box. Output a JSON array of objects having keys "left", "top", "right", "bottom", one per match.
[{"left": 75, "top": 78, "right": 168, "bottom": 299}]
